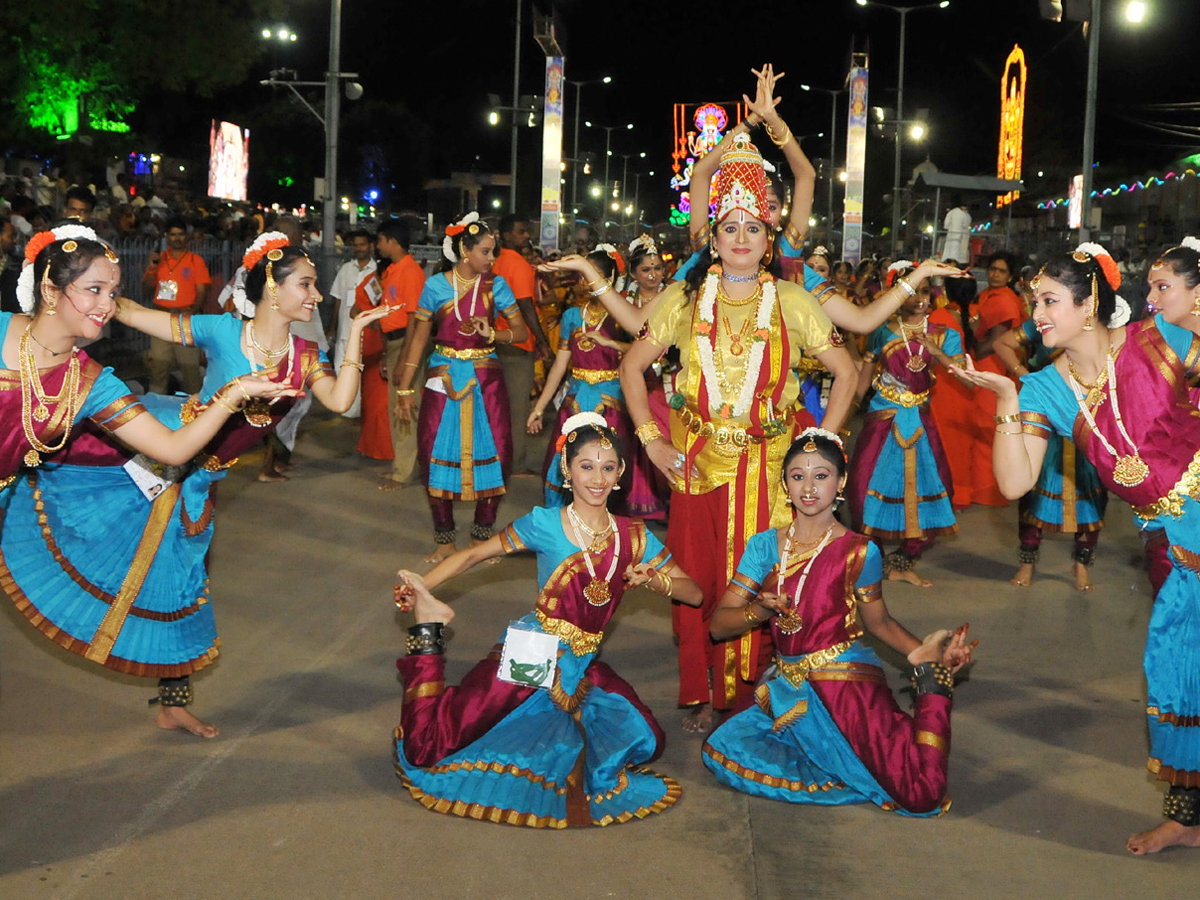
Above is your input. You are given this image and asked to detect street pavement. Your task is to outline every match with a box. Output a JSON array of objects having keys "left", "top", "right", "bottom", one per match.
[{"left": 2, "top": 408, "right": 1197, "bottom": 899}]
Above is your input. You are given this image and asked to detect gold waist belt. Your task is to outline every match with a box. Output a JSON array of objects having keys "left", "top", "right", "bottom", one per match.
[
  {"left": 793, "top": 356, "right": 825, "bottom": 376},
  {"left": 872, "top": 375, "right": 929, "bottom": 408},
  {"left": 535, "top": 609, "right": 603, "bottom": 656},
  {"left": 675, "top": 404, "right": 796, "bottom": 452},
  {"left": 1132, "top": 453, "right": 1200, "bottom": 521},
  {"left": 435, "top": 344, "right": 495, "bottom": 360},
  {"left": 776, "top": 641, "right": 854, "bottom": 687},
  {"left": 571, "top": 367, "right": 620, "bottom": 385}
]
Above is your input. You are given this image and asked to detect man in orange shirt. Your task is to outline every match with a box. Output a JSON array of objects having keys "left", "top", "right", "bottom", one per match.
[
  {"left": 377, "top": 219, "right": 427, "bottom": 488},
  {"left": 492, "top": 214, "right": 552, "bottom": 473},
  {"left": 142, "top": 216, "right": 210, "bottom": 394}
]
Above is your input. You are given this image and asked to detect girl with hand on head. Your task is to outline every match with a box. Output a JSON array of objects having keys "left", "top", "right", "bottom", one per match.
[
  {"left": 704, "top": 430, "right": 974, "bottom": 816},
  {"left": 954, "top": 243, "right": 1200, "bottom": 855},
  {"left": 2, "top": 226, "right": 309, "bottom": 738},
  {"left": 393, "top": 214, "right": 529, "bottom": 562},
  {"left": 391, "top": 414, "right": 701, "bottom": 828}
]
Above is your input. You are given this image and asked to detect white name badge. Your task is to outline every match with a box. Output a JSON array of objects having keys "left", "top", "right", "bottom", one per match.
[
  {"left": 364, "top": 275, "right": 383, "bottom": 306},
  {"left": 424, "top": 375, "right": 447, "bottom": 396},
  {"left": 156, "top": 279, "right": 178, "bottom": 302},
  {"left": 497, "top": 622, "right": 559, "bottom": 690},
  {"left": 123, "top": 455, "right": 172, "bottom": 502}
]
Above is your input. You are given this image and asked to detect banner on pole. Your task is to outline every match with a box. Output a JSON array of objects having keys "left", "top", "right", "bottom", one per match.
[{"left": 540, "top": 57, "right": 565, "bottom": 252}]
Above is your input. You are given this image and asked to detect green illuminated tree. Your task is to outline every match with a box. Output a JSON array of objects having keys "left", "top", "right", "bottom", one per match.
[{"left": 1, "top": 1, "right": 282, "bottom": 140}]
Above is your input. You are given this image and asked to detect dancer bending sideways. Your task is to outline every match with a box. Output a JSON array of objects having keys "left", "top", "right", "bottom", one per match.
[
  {"left": 847, "top": 261, "right": 967, "bottom": 586},
  {"left": 954, "top": 242, "right": 1200, "bottom": 855},
  {"left": 703, "top": 429, "right": 975, "bottom": 815},
  {"left": 391, "top": 413, "right": 702, "bottom": 828},
  {"left": 1, "top": 228, "right": 308, "bottom": 738},
  {"left": 394, "top": 214, "right": 528, "bottom": 563}
]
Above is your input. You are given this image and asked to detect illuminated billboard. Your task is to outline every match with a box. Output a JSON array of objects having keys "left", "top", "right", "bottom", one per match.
[
  {"left": 669, "top": 101, "right": 744, "bottom": 226},
  {"left": 208, "top": 120, "right": 250, "bottom": 202},
  {"left": 996, "top": 45, "right": 1026, "bottom": 208}
]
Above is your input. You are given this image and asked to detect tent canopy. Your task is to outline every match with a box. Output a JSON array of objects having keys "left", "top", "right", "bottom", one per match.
[{"left": 915, "top": 172, "right": 1025, "bottom": 193}]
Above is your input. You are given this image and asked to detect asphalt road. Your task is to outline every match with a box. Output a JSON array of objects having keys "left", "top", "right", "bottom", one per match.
[{"left": 2, "top": 409, "right": 1196, "bottom": 899}]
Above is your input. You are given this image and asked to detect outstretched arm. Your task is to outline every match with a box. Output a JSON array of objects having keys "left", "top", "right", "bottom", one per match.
[
  {"left": 114, "top": 296, "right": 177, "bottom": 342},
  {"left": 309, "top": 304, "right": 391, "bottom": 413},
  {"left": 822, "top": 260, "right": 970, "bottom": 335}
]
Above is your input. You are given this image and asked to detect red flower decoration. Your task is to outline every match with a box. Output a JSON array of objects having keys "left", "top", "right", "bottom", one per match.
[
  {"left": 445, "top": 224, "right": 466, "bottom": 237},
  {"left": 1094, "top": 253, "right": 1121, "bottom": 291},
  {"left": 243, "top": 237, "right": 290, "bottom": 272},
  {"left": 555, "top": 433, "right": 569, "bottom": 455},
  {"left": 24, "top": 231, "right": 57, "bottom": 265}
]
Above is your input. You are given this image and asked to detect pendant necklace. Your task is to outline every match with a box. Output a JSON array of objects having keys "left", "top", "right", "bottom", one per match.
[
  {"left": 1067, "top": 349, "right": 1150, "bottom": 487},
  {"left": 452, "top": 268, "right": 481, "bottom": 335},
  {"left": 243, "top": 334, "right": 294, "bottom": 427},
  {"left": 19, "top": 324, "right": 81, "bottom": 466},
  {"left": 774, "top": 522, "right": 835, "bottom": 635},
  {"left": 567, "top": 505, "right": 621, "bottom": 606},
  {"left": 898, "top": 316, "right": 928, "bottom": 371}
]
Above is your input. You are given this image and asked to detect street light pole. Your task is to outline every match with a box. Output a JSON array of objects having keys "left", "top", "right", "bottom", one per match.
[
  {"left": 571, "top": 81, "right": 584, "bottom": 212},
  {"left": 1080, "top": 0, "right": 1101, "bottom": 242},
  {"left": 603, "top": 126, "right": 616, "bottom": 194},
  {"left": 890, "top": 7, "right": 909, "bottom": 256},
  {"left": 509, "top": 0, "right": 522, "bottom": 211},
  {"left": 322, "top": 0, "right": 341, "bottom": 261}
]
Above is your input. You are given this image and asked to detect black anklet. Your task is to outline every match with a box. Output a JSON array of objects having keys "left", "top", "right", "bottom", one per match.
[
  {"left": 470, "top": 523, "right": 494, "bottom": 542},
  {"left": 433, "top": 529, "right": 456, "bottom": 545},
  {"left": 1163, "top": 787, "right": 1200, "bottom": 827},
  {"left": 406, "top": 623, "right": 447, "bottom": 656},
  {"left": 910, "top": 662, "right": 954, "bottom": 698},
  {"left": 1072, "top": 545, "right": 1096, "bottom": 566},
  {"left": 886, "top": 550, "right": 915, "bottom": 572},
  {"left": 1018, "top": 546, "right": 1040, "bottom": 565},
  {"left": 150, "top": 677, "right": 193, "bottom": 708}
]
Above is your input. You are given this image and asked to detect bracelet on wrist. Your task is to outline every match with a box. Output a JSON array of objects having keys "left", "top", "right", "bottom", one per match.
[
  {"left": 895, "top": 276, "right": 918, "bottom": 298},
  {"left": 635, "top": 421, "right": 664, "bottom": 446},
  {"left": 396, "top": 388, "right": 416, "bottom": 397},
  {"left": 530, "top": 409, "right": 543, "bottom": 418},
  {"left": 993, "top": 413, "right": 1021, "bottom": 425},
  {"left": 212, "top": 392, "right": 240, "bottom": 415},
  {"left": 339, "top": 360, "right": 364, "bottom": 372},
  {"left": 743, "top": 603, "right": 762, "bottom": 624}
]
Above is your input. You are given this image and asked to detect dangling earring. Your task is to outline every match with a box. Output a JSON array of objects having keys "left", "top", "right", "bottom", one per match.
[
  {"left": 266, "top": 251, "right": 282, "bottom": 311},
  {"left": 762, "top": 240, "right": 774, "bottom": 267},
  {"left": 45, "top": 301, "right": 56, "bottom": 316},
  {"left": 1191, "top": 291, "right": 1200, "bottom": 318},
  {"left": 709, "top": 234, "right": 719, "bottom": 260},
  {"left": 1082, "top": 272, "right": 1097, "bottom": 331},
  {"left": 611, "top": 483, "right": 620, "bottom": 491}
]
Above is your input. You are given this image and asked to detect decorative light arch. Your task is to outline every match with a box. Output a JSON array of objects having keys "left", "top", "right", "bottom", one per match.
[{"left": 997, "top": 45, "right": 1026, "bottom": 208}]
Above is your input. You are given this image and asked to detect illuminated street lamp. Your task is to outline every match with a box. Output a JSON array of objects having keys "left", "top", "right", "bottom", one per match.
[{"left": 567, "top": 76, "right": 613, "bottom": 210}]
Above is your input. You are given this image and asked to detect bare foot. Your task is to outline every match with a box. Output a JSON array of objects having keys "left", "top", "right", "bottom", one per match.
[
  {"left": 682, "top": 704, "right": 714, "bottom": 735},
  {"left": 423, "top": 544, "right": 454, "bottom": 564},
  {"left": 377, "top": 479, "right": 406, "bottom": 492},
  {"left": 156, "top": 705, "right": 219, "bottom": 738},
  {"left": 1074, "top": 562, "right": 1093, "bottom": 591},
  {"left": 470, "top": 537, "right": 501, "bottom": 564},
  {"left": 888, "top": 569, "right": 933, "bottom": 587},
  {"left": 257, "top": 470, "right": 288, "bottom": 483},
  {"left": 1127, "top": 819, "right": 1200, "bottom": 855},
  {"left": 1010, "top": 563, "right": 1034, "bottom": 586},
  {"left": 274, "top": 461, "right": 297, "bottom": 475},
  {"left": 399, "top": 571, "right": 455, "bottom": 625}
]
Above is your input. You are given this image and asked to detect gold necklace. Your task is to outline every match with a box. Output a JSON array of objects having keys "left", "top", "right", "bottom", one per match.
[
  {"left": 720, "top": 312, "right": 755, "bottom": 357},
  {"left": 774, "top": 523, "right": 835, "bottom": 635},
  {"left": 19, "top": 324, "right": 81, "bottom": 466},
  {"left": 567, "top": 504, "right": 613, "bottom": 553},
  {"left": 716, "top": 281, "right": 763, "bottom": 308},
  {"left": 452, "top": 269, "right": 482, "bottom": 335},
  {"left": 1068, "top": 349, "right": 1149, "bottom": 487},
  {"left": 246, "top": 321, "right": 289, "bottom": 360},
  {"left": 1066, "top": 359, "right": 1108, "bottom": 409},
  {"left": 897, "top": 316, "right": 928, "bottom": 371},
  {"left": 566, "top": 505, "right": 620, "bottom": 606}
]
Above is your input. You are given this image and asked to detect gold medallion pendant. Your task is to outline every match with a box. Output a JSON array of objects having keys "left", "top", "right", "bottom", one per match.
[
  {"left": 24, "top": 449, "right": 42, "bottom": 467},
  {"left": 577, "top": 337, "right": 596, "bottom": 352},
  {"left": 1112, "top": 454, "right": 1150, "bottom": 487},
  {"left": 583, "top": 579, "right": 612, "bottom": 606},
  {"left": 32, "top": 404, "right": 50, "bottom": 422},
  {"left": 775, "top": 606, "right": 803, "bottom": 635},
  {"left": 242, "top": 399, "right": 274, "bottom": 428},
  {"left": 906, "top": 355, "right": 927, "bottom": 372},
  {"left": 457, "top": 321, "right": 477, "bottom": 336}
]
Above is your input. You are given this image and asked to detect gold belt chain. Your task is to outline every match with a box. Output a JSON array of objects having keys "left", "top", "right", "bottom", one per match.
[
  {"left": 872, "top": 375, "right": 929, "bottom": 408},
  {"left": 1132, "top": 452, "right": 1200, "bottom": 521},
  {"left": 776, "top": 641, "right": 854, "bottom": 687},
  {"left": 571, "top": 367, "right": 620, "bottom": 385},
  {"left": 535, "top": 609, "right": 603, "bottom": 656},
  {"left": 435, "top": 344, "right": 495, "bottom": 360}
]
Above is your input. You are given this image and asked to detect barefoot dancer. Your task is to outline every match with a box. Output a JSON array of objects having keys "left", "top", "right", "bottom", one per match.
[
  {"left": 391, "top": 414, "right": 702, "bottom": 827},
  {"left": 846, "top": 261, "right": 968, "bottom": 587},
  {"left": 956, "top": 243, "right": 1200, "bottom": 855},
  {"left": 704, "top": 430, "right": 975, "bottom": 814},
  {"left": 394, "top": 214, "right": 528, "bottom": 563},
  {"left": 0, "top": 228, "right": 307, "bottom": 738}
]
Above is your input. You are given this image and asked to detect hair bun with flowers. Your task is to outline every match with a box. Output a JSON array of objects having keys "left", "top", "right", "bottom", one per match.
[
  {"left": 554, "top": 411, "right": 609, "bottom": 455},
  {"left": 1182, "top": 236, "right": 1200, "bottom": 254},
  {"left": 629, "top": 234, "right": 659, "bottom": 257},
  {"left": 594, "top": 243, "right": 625, "bottom": 274},
  {"left": 443, "top": 212, "right": 481, "bottom": 263},
  {"left": 1073, "top": 242, "right": 1121, "bottom": 291},
  {"left": 16, "top": 223, "right": 104, "bottom": 314},
  {"left": 1109, "top": 294, "right": 1132, "bottom": 329},
  {"left": 884, "top": 260, "right": 914, "bottom": 289},
  {"left": 243, "top": 231, "right": 291, "bottom": 271}
]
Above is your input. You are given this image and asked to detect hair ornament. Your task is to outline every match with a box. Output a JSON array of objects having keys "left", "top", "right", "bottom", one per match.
[
  {"left": 595, "top": 243, "right": 626, "bottom": 274},
  {"left": 17, "top": 224, "right": 103, "bottom": 313},
  {"left": 1109, "top": 294, "right": 1132, "bottom": 329},
  {"left": 797, "top": 426, "right": 845, "bottom": 451},
  {"left": 242, "top": 231, "right": 290, "bottom": 271},
  {"left": 803, "top": 439, "right": 818, "bottom": 452},
  {"left": 713, "top": 132, "right": 770, "bottom": 224},
  {"left": 884, "top": 260, "right": 914, "bottom": 289},
  {"left": 629, "top": 234, "right": 659, "bottom": 258},
  {"left": 809, "top": 245, "right": 831, "bottom": 259},
  {"left": 1181, "top": 236, "right": 1200, "bottom": 253},
  {"left": 442, "top": 212, "right": 481, "bottom": 263},
  {"left": 1073, "top": 241, "right": 1121, "bottom": 291}
]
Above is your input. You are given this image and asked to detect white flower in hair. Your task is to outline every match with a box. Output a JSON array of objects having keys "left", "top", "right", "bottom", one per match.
[
  {"left": 797, "top": 426, "right": 845, "bottom": 450},
  {"left": 49, "top": 223, "right": 99, "bottom": 245},
  {"left": 1181, "top": 236, "right": 1200, "bottom": 253},
  {"left": 594, "top": 243, "right": 618, "bottom": 257},
  {"left": 16, "top": 223, "right": 103, "bottom": 313},
  {"left": 1074, "top": 241, "right": 1109, "bottom": 261},
  {"left": 15, "top": 266, "right": 35, "bottom": 314},
  {"left": 442, "top": 211, "right": 482, "bottom": 263},
  {"left": 561, "top": 411, "right": 607, "bottom": 436},
  {"left": 1109, "top": 294, "right": 1132, "bottom": 329},
  {"left": 887, "top": 260, "right": 914, "bottom": 275}
]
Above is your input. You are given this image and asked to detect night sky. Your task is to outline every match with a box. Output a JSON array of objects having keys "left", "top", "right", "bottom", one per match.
[{"left": 196, "top": 0, "right": 1200, "bottom": 225}]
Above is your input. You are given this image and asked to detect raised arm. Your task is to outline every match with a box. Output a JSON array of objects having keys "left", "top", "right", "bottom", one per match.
[
  {"left": 309, "top": 303, "right": 391, "bottom": 413},
  {"left": 538, "top": 256, "right": 646, "bottom": 335},
  {"left": 821, "top": 260, "right": 970, "bottom": 335},
  {"left": 992, "top": 326, "right": 1031, "bottom": 378}
]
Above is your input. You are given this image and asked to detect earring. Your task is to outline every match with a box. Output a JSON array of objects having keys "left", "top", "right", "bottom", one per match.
[
  {"left": 46, "top": 302, "right": 56, "bottom": 316},
  {"left": 1082, "top": 272, "right": 1097, "bottom": 331},
  {"left": 709, "top": 235, "right": 719, "bottom": 260},
  {"left": 563, "top": 478, "right": 573, "bottom": 491},
  {"left": 1191, "top": 293, "right": 1200, "bottom": 317},
  {"left": 763, "top": 241, "right": 774, "bottom": 266}
]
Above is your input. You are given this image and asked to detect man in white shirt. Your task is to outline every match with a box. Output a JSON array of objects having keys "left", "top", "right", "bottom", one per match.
[
  {"left": 940, "top": 196, "right": 971, "bottom": 265},
  {"left": 328, "top": 230, "right": 377, "bottom": 418}
]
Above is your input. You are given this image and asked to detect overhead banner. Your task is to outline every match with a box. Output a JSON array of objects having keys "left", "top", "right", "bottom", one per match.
[
  {"left": 997, "top": 45, "right": 1027, "bottom": 208},
  {"left": 540, "top": 57, "right": 565, "bottom": 252},
  {"left": 842, "top": 61, "right": 869, "bottom": 267}
]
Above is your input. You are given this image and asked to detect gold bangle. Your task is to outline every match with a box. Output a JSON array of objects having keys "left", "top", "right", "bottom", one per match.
[
  {"left": 652, "top": 570, "right": 673, "bottom": 597},
  {"left": 994, "top": 427, "right": 1023, "bottom": 436},
  {"left": 339, "top": 360, "right": 364, "bottom": 372},
  {"left": 765, "top": 124, "right": 792, "bottom": 149},
  {"left": 590, "top": 280, "right": 613, "bottom": 297},
  {"left": 994, "top": 413, "right": 1021, "bottom": 425},
  {"left": 530, "top": 409, "right": 543, "bottom": 418},
  {"left": 396, "top": 388, "right": 416, "bottom": 397},
  {"left": 234, "top": 377, "right": 252, "bottom": 403},
  {"left": 743, "top": 604, "right": 762, "bottom": 624},
  {"left": 212, "top": 393, "right": 240, "bottom": 415},
  {"left": 403, "top": 361, "right": 419, "bottom": 368},
  {"left": 635, "top": 421, "right": 664, "bottom": 446},
  {"left": 895, "top": 276, "right": 917, "bottom": 298}
]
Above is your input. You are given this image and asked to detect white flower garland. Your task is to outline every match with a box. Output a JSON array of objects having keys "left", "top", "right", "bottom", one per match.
[
  {"left": 17, "top": 224, "right": 102, "bottom": 313},
  {"left": 1181, "top": 236, "right": 1200, "bottom": 253},
  {"left": 1109, "top": 294, "right": 1132, "bottom": 328},
  {"left": 695, "top": 269, "right": 776, "bottom": 418},
  {"left": 442, "top": 211, "right": 480, "bottom": 263},
  {"left": 561, "top": 411, "right": 608, "bottom": 436}
]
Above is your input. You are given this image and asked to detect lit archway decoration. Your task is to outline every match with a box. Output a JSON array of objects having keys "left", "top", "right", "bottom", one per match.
[
  {"left": 997, "top": 44, "right": 1026, "bottom": 208},
  {"left": 670, "top": 101, "right": 743, "bottom": 225}
]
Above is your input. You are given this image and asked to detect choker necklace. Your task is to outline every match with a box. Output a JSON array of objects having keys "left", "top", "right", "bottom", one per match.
[
  {"left": 774, "top": 523, "right": 835, "bottom": 635},
  {"left": 722, "top": 270, "right": 760, "bottom": 284},
  {"left": 246, "top": 321, "right": 289, "bottom": 361}
]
